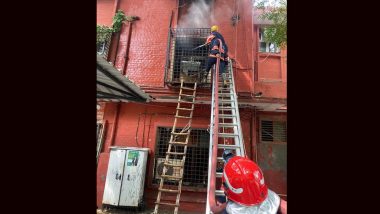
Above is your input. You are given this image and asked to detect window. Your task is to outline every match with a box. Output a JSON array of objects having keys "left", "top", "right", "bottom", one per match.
[
  {"left": 97, "top": 42, "right": 107, "bottom": 55},
  {"left": 153, "top": 127, "right": 210, "bottom": 188},
  {"left": 97, "top": 122, "right": 106, "bottom": 164},
  {"left": 97, "top": 32, "right": 112, "bottom": 57},
  {"left": 259, "top": 28, "right": 280, "bottom": 53},
  {"left": 260, "top": 120, "right": 287, "bottom": 142},
  {"left": 166, "top": 28, "right": 211, "bottom": 85}
]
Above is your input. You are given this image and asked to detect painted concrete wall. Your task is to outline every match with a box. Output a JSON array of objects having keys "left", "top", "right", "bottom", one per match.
[
  {"left": 97, "top": 102, "right": 258, "bottom": 211},
  {"left": 97, "top": 0, "right": 287, "bottom": 211},
  {"left": 97, "top": 0, "right": 287, "bottom": 99},
  {"left": 97, "top": 0, "right": 115, "bottom": 26}
]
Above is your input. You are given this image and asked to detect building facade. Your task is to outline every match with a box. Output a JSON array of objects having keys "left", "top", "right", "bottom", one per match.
[{"left": 97, "top": 0, "right": 287, "bottom": 212}]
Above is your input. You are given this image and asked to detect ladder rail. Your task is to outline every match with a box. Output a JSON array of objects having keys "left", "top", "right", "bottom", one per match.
[
  {"left": 207, "top": 57, "right": 221, "bottom": 214},
  {"left": 229, "top": 62, "right": 246, "bottom": 157},
  {"left": 207, "top": 58, "right": 246, "bottom": 214},
  {"left": 206, "top": 63, "right": 216, "bottom": 214},
  {"left": 154, "top": 80, "right": 197, "bottom": 214}
]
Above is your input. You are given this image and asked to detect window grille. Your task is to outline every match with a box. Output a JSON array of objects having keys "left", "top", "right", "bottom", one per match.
[
  {"left": 260, "top": 120, "right": 287, "bottom": 142},
  {"left": 153, "top": 127, "right": 210, "bottom": 188}
]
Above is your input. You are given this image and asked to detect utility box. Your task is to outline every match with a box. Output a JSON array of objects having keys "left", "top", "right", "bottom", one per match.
[{"left": 102, "top": 147, "right": 149, "bottom": 207}]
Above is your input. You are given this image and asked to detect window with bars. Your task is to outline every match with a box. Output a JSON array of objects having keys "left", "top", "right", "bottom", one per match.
[
  {"left": 165, "top": 28, "right": 211, "bottom": 85},
  {"left": 260, "top": 120, "right": 287, "bottom": 143},
  {"left": 96, "top": 31, "right": 112, "bottom": 58},
  {"left": 153, "top": 127, "right": 210, "bottom": 188},
  {"left": 97, "top": 122, "right": 105, "bottom": 163}
]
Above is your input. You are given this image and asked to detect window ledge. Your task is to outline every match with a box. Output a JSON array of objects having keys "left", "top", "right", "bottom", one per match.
[
  {"left": 258, "top": 52, "right": 281, "bottom": 57},
  {"left": 258, "top": 78, "right": 283, "bottom": 83}
]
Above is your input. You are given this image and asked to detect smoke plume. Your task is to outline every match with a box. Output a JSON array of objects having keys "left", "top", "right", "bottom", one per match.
[
  {"left": 178, "top": 0, "right": 212, "bottom": 28},
  {"left": 178, "top": 0, "right": 234, "bottom": 29}
]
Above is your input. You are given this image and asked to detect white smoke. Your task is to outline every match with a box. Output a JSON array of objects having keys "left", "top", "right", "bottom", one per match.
[
  {"left": 178, "top": 0, "right": 234, "bottom": 29},
  {"left": 178, "top": 0, "right": 212, "bottom": 28}
]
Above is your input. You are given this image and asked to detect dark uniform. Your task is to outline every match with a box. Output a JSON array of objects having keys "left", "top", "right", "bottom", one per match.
[{"left": 202, "top": 31, "right": 229, "bottom": 84}]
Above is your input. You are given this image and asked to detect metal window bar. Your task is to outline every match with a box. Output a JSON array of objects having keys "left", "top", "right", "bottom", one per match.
[
  {"left": 165, "top": 28, "right": 211, "bottom": 87},
  {"left": 154, "top": 127, "right": 210, "bottom": 187},
  {"left": 97, "top": 31, "right": 112, "bottom": 59},
  {"left": 261, "top": 120, "right": 287, "bottom": 142},
  {"left": 96, "top": 121, "right": 106, "bottom": 165}
]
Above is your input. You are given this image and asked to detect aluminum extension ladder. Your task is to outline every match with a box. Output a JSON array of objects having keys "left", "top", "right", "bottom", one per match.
[
  {"left": 206, "top": 59, "right": 246, "bottom": 213},
  {"left": 153, "top": 80, "right": 197, "bottom": 214}
]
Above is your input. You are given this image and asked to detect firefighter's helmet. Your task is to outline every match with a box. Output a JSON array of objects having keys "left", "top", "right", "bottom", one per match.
[
  {"left": 222, "top": 156, "right": 268, "bottom": 206},
  {"left": 211, "top": 25, "right": 219, "bottom": 32}
]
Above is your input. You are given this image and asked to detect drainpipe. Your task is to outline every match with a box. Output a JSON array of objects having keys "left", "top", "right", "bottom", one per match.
[
  {"left": 122, "top": 22, "right": 133, "bottom": 76},
  {"left": 252, "top": 5, "right": 257, "bottom": 92},
  {"left": 113, "top": 0, "right": 120, "bottom": 14},
  {"left": 112, "top": 33, "right": 121, "bottom": 65},
  {"left": 250, "top": 108, "right": 254, "bottom": 160},
  {"left": 109, "top": 102, "right": 121, "bottom": 147},
  {"left": 253, "top": 107, "right": 258, "bottom": 162},
  {"left": 111, "top": 0, "right": 121, "bottom": 65}
]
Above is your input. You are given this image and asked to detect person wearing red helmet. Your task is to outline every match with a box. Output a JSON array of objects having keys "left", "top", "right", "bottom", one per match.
[{"left": 217, "top": 150, "right": 287, "bottom": 214}]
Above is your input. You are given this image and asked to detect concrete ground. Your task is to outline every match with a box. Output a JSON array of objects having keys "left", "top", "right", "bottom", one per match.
[{"left": 97, "top": 208, "right": 201, "bottom": 214}]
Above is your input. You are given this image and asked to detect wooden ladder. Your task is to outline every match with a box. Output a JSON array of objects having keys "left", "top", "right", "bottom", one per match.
[{"left": 153, "top": 80, "right": 197, "bottom": 214}]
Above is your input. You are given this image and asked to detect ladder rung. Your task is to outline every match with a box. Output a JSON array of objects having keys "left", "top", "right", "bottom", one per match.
[
  {"left": 181, "top": 86, "right": 196, "bottom": 91},
  {"left": 158, "top": 188, "right": 180, "bottom": 193},
  {"left": 218, "top": 144, "right": 240, "bottom": 149},
  {"left": 180, "top": 94, "right": 195, "bottom": 98},
  {"left": 171, "top": 132, "right": 190, "bottom": 135},
  {"left": 179, "top": 100, "right": 194, "bottom": 104},
  {"left": 155, "top": 202, "right": 179, "bottom": 207},
  {"left": 218, "top": 133, "right": 239, "bottom": 138},
  {"left": 175, "top": 115, "right": 192, "bottom": 119},
  {"left": 217, "top": 157, "right": 224, "bottom": 161},
  {"left": 219, "top": 93, "right": 234, "bottom": 96},
  {"left": 219, "top": 114, "right": 237, "bottom": 118},
  {"left": 169, "top": 141, "right": 187, "bottom": 145},
  {"left": 219, "top": 100, "right": 233, "bottom": 104},
  {"left": 219, "top": 123, "right": 238, "bottom": 128},
  {"left": 215, "top": 190, "right": 225, "bottom": 196},
  {"left": 164, "top": 162, "right": 183, "bottom": 167},
  {"left": 219, "top": 107, "right": 236, "bottom": 110},
  {"left": 219, "top": 109, "right": 234, "bottom": 111},
  {"left": 177, "top": 107, "right": 193, "bottom": 111},
  {"left": 216, "top": 172, "right": 223, "bottom": 178},
  {"left": 167, "top": 151, "right": 186, "bottom": 155},
  {"left": 160, "top": 175, "right": 182, "bottom": 180}
]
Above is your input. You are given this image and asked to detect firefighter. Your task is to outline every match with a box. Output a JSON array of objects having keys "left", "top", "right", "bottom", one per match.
[
  {"left": 201, "top": 25, "right": 229, "bottom": 87},
  {"left": 216, "top": 150, "right": 287, "bottom": 214}
]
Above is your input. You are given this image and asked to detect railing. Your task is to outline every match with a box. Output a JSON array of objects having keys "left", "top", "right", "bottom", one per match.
[
  {"left": 97, "top": 31, "right": 113, "bottom": 59},
  {"left": 164, "top": 28, "right": 212, "bottom": 87}
]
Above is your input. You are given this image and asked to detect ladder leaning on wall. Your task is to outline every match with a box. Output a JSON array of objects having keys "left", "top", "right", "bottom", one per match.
[
  {"left": 153, "top": 80, "right": 197, "bottom": 214},
  {"left": 206, "top": 57, "right": 246, "bottom": 213}
]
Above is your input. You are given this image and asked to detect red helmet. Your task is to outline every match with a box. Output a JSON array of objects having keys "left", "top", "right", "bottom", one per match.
[{"left": 222, "top": 156, "right": 268, "bottom": 206}]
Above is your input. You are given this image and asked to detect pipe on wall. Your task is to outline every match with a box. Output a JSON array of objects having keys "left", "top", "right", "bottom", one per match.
[
  {"left": 111, "top": 0, "right": 121, "bottom": 65},
  {"left": 110, "top": 102, "right": 122, "bottom": 147},
  {"left": 122, "top": 22, "right": 133, "bottom": 76}
]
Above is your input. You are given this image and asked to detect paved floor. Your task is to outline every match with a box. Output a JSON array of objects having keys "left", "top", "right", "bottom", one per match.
[{"left": 97, "top": 208, "right": 201, "bottom": 214}]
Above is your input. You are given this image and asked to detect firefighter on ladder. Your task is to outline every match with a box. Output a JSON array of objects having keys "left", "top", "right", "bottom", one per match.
[
  {"left": 215, "top": 150, "right": 287, "bottom": 214},
  {"left": 201, "top": 25, "right": 229, "bottom": 87}
]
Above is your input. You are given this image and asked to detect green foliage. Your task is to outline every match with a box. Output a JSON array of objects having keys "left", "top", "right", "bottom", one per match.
[
  {"left": 112, "top": 10, "right": 127, "bottom": 33},
  {"left": 256, "top": 0, "right": 287, "bottom": 48},
  {"left": 97, "top": 25, "right": 113, "bottom": 45},
  {"left": 97, "top": 10, "right": 139, "bottom": 45}
]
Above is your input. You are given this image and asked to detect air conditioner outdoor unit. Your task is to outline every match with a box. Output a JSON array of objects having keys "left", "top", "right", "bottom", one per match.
[{"left": 155, "top": 158, "right": 182, "bottom": 181}]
